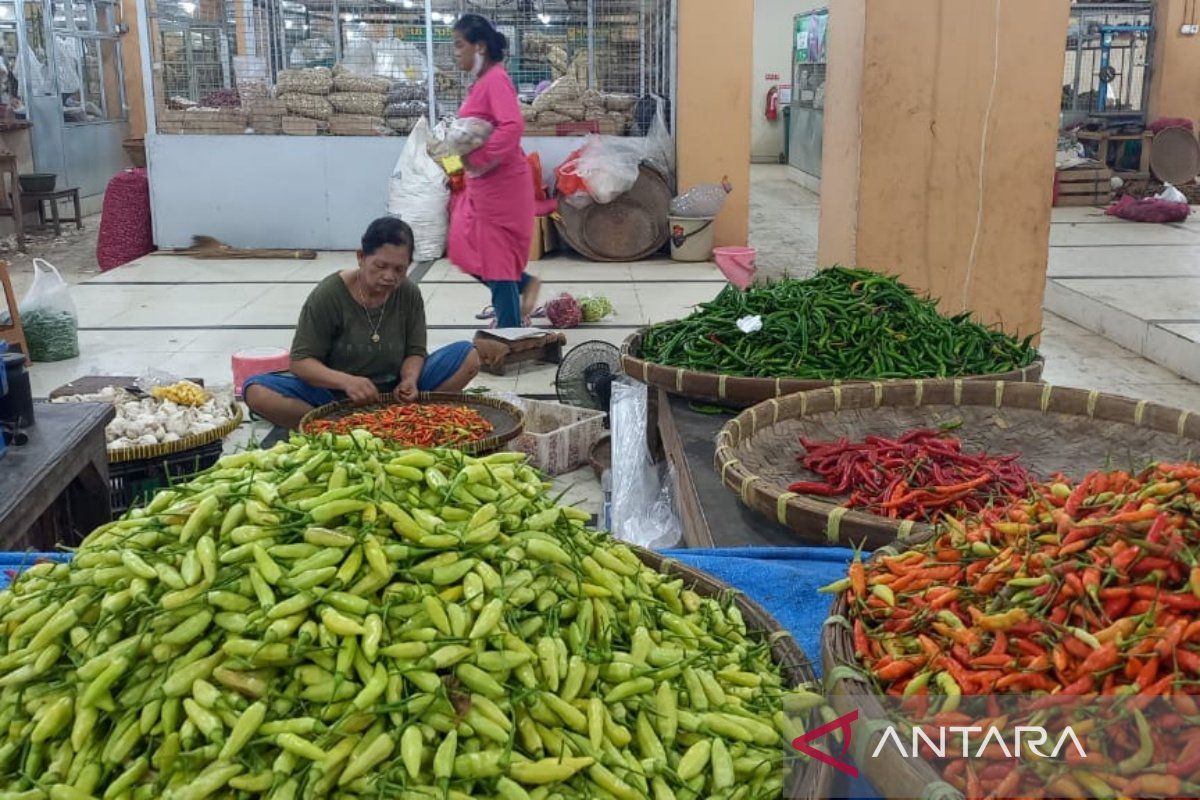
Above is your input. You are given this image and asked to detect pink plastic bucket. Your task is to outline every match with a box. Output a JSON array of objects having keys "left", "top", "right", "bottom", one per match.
[
  {"left": 713, "top": 246, "right": 757, "bottom": 290},
  {"left": 232, "top": 346, "right": 291, "bottom": 397}
]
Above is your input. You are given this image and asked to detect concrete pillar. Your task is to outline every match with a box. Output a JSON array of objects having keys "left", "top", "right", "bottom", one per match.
[
  {"left": 676, "top": 0, "right": 752, "bottom": 248},
  {"left": 1151, "top": 0, "right": 1200, "bottom": 126},
  {"left": 818, "top": 0, "right": 1070, "bottom": 339}
]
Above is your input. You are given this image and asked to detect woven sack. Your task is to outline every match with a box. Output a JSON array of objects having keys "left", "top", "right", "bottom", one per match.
[
  {"left": 96, "top": 168, "right": 154, "bottom": 272},
  {"left": 329, "top": 92, "right": 386, "bottom": 117},
  {"left": 332, "top": 64, "right": 391, "bottom": 94},
  {"left": 280, "top": 93, "right": 332, "bottom": 120},
  {"left": 276, "top": 67, "right": 332, "bottom": 95}
]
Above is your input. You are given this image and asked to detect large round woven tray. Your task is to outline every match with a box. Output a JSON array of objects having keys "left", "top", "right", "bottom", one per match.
[
  {"left": 299, "top": 392, "right": 525, "bottom": 455},
  {"left": 621, "top": 330, "right": 1044, "bottom": 408},
  {"left": 715, "top": 380, "right": 1200, "bottom": 551},
  {"left": 554, "top": 164, "right": 671, "bottom": 262},
  {"left": 108, "top": 402, "right": 243, "bottom": 465},
  {"left": 822, "top": 556, "right": 949, "bottom": 800},
  {"left": 632, "top": 544, "right": 834, "bottom": 800}
]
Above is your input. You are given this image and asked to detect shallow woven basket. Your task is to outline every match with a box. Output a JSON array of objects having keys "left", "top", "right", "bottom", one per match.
[
  {"left": 632, "top": 544, "right": 834, "bottom": 800},
  {"left": 621, "top": 330, "right": 1044, "bottom": 408},
  {"left": 299, "top": 392, "right": 525, "bottom": 455},
  {"left": 107, "top": 402, "right": 243, "bottom": 465},
  {"left": 822, "top": 559, "right": 955, "bottom": 800},
  {"left": 715, "top": 380, "right": 1200, "bottom": 550}
]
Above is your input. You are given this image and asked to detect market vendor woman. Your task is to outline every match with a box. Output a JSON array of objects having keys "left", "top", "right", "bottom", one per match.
[{"left": 244, "top": 217, "right": 480, "bottom": 430}]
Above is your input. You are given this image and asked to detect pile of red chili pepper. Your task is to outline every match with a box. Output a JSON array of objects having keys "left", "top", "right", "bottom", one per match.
[
  {"left": 789, "top": 429, "right": 1033, "bottom": 523},
  {"left": 307, "top": 403, "right": 493, "bottom": 448},
  {"left": 824, "top": 463, "right": 1200, "bottom": 799}
]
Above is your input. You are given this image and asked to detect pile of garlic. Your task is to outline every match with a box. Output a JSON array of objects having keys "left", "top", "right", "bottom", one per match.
[{"left": 52, "top": 385, "right": 237, "bottom": 450}]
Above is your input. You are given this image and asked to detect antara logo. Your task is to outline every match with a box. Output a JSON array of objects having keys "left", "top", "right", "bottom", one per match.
[{"left": 790, "top": 710, "right": 1088, "bottom": 777}]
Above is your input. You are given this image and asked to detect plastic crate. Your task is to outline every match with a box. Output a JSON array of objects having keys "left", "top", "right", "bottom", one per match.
[
  {"left": 504, "top": 399, "right": 606, "bottom": 477},
  {"left": 108, "top": 439, "right": 225, "bottom": 517}
]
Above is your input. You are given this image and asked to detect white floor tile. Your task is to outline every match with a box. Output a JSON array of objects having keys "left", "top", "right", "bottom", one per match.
[
  {"left": 1055, "top": 277, "right": 1200, "bottom": 323},
  {"left": 1048, "top": 246, "right": 1200, "bottom": 279},
  {"left": 1049, "top": 223, "right": 1200, "bottom": 247}
]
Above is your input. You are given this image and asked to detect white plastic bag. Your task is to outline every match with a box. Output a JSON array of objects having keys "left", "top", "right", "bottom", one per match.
[
  {"left": 427, "top": 117, "right": 495, "bottom": 159},
  {"left": 1157, "top": 182, "right": 1189, "bottom": 204},
  {"left": 19, "top": 258, "right": 79, "bottom": 362},
  {"left": 387, "top": 117, "right": 450, "bottom": 263},
  {"left": 575, "top": 135, "right": 642, "bottom": 205},
  {"left": 609, "top": 377, "right": 682, "bottom": 550},
  {"left": 641, "top": 96, "right": 674, "bottom": 181}
]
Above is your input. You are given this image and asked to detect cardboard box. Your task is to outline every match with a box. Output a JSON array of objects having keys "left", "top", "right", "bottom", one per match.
[{"left": 529, "top": 215, "right": 558, "bottom": 261}]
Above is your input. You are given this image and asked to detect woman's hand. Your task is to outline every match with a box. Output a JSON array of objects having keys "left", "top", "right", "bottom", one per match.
[
  {"left": 394, "top": 378, "right": 419, "bottom": 403},
  {"left": 340, "top": 375, "right": 379, "bottom": 404}
]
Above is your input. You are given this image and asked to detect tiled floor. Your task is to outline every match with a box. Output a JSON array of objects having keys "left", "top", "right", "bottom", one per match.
[
  {"left": 1045, "top": 205, "right": 1200, "bottom": 385},
  {"left": 23, "top": 165, "right": 1200, "bottom": 513}
]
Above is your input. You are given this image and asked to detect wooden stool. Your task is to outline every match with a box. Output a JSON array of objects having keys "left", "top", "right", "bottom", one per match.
[
  {"left": 0, "top": 154, "right": 25, "bottom": 253},
  {"left": 0, "top": 260, "right": 28, "bottom": 362},
  {"left": 24, "top": 187, "right": 82, "bottom": 237}
]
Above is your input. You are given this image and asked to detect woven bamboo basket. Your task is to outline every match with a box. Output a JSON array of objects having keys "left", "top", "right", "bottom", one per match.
[
  {"left": 299, "top": 392, "right": 525, "bottom": 455},
  {"left": 822, "top": 559, "right": 955, "bottom": 800},
  {"left": 715, "top": 380, "right": 1200, "bottom": 550},
  {"left": 107, "top": 402, "right": 243, "bottom": 465},
  {"left": 621, "top": 330, "right": 1044, "bottom": 408},
  {"left": 632, "top": 544, "right": 835, "bottom": 800}
]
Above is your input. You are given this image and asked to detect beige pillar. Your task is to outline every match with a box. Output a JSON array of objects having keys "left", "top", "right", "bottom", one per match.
[
  {"left": 676, "top": 0, "right": 753, "bottom": 248},
  {"left": 1151, "top": 0, "right": 1200, "bottom": 126},
  {"left": 121, "top": 0, "right": 146, "bottom": 137},
  {"left": 818, "top": 0, "right": 1070, "bottom": 339}
]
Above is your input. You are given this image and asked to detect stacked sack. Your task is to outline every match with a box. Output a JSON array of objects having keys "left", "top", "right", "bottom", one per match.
[
  {"left": 277, "top": 66, "right": 333, "bottom": 131},
  {"left": 328, "top": 64, "right": 390, "bottom": 136},
  {"left": 384, "top": 80, "right": 428, "bottom": 135},
  {"left": 524, "top": 75, "right": 637, "bottom": 134}
]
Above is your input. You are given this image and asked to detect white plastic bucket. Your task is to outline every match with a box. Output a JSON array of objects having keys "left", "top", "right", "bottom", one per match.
[{"left": 668, "top": 216, "right": 716, "bottom": 262}]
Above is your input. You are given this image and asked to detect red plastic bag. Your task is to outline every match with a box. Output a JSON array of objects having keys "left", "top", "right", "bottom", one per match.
[
  {"left": 527, "top": 152, "right": 547, "bottom": 201},
  {"left": 553, "top": 147, "right": 589, "bottom": 198},
  {"left": 1105, "top": 194, "right": 1191, "bottom": 224}
]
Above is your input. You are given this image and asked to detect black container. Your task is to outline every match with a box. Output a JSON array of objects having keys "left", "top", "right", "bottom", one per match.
[{"left": 0, "top": 352, "right": 34, "bottom": 429}]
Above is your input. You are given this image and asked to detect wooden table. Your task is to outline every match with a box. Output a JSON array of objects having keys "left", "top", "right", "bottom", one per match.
[
  {"left": 0, "top": 401, "right": 113, "bottom": 549},
  {"left": 654, "top": 389, "right": 796, "bottom": 548}
]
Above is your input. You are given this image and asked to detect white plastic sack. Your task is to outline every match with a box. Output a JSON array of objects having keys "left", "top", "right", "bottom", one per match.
[
  {"left": 1157, "top": 182, "right": 1189, "bottom": 204},
  {"left": 575, "top": 135, "right": 642, "bottom": 205},
  {"left": 387, "top": 117, "right": 450, "bottom": 263},
  {"left": 609, "top": 377, "right": 682, "bottom": 550},
  {"left": 19, "top": 258, "right": 79, "bottom": 362},
  {"left": 374, "top": 39, "right": 428, "bottom": 83},
  {"left": 427, "top": 117, "right": 494, "bottom": 159}
]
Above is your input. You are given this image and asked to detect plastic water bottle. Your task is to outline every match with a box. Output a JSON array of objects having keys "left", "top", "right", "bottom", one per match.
[{"left": 670, "top": 177, "right": 734, "bottom": 217}]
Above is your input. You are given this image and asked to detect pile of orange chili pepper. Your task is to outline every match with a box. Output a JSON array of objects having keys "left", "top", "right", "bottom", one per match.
[
  {"left": 307, "top": 403, "right": 493, "bottom": 448},
  {"left": 825, "top": 463, "right": 1200, "bottom": 799},
  {"left": 789, "top": 429, "right": 1033, "bottom": 523}
]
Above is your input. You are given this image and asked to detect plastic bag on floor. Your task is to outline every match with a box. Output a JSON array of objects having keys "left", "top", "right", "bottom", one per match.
[
  {"left": 19, "top": 259, "right": 79, "bottom": 362},
  {"left": 387, "top": 117, "right": 449, "bottom": 262},
  {"left": 609, "top": 377, "right": 682, "bottom": 550}
]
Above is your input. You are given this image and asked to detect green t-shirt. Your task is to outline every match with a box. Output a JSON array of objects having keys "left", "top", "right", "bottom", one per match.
[{"left": 290, "top": 272, "right": 428, "bottom": 391}]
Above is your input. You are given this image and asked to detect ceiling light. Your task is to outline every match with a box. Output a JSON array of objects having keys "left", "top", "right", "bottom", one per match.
[{"left": 538, "top": 12, "right": 550, "bottom": 24}]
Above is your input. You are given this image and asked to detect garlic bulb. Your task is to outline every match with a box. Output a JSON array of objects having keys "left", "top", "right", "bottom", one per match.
[{"left": 136, "top": 434, "right": 159, "bottom": 446}]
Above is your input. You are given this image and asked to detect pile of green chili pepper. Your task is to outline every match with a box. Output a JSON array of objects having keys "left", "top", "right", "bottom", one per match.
[
  {"left": 0, "top": 431, "right": 825, "bottom": 799},
  {"left": 822, "top": 463, "right": 1200, "bottom": 799},
  {"left": 638, "top": 267, "right": 1039, "bottom": 380}
]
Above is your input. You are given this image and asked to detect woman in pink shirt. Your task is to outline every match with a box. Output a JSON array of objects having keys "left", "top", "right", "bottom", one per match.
[{"left": 448, "top": 14, "right": 540, "bottom": 328}]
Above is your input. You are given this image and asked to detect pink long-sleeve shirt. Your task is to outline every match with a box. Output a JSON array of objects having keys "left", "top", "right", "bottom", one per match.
[{"left": 447, "top": 65, "right": 534, "bottom": 282}]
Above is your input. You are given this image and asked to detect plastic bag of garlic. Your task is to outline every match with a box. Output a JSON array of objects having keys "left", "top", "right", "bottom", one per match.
[{"left": 51, "top": 384, "right": 237, "bottom": 450}]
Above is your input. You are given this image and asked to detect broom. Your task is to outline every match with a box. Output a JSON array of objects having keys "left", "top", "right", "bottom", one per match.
[{"left": 159, "top": 235, "right": 318, "bottom": 260}]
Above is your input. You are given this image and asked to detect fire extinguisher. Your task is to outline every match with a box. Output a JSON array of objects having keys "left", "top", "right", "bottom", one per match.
[{"left": 765, "top": 86, "right": 779, "bottom": 121}]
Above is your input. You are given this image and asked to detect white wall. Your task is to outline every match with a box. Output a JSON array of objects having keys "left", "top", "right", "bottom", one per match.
[
  {"left": 751, "top": 0, "right": 825, "bottom": 162},
  {"left": 146, "top": 135, "right": 586, "bottom": 250}
]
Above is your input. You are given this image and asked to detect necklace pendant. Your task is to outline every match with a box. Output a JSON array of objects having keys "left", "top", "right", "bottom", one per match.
[{"left": 371, "top": 333, "right": 380, "bottom": 343}]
